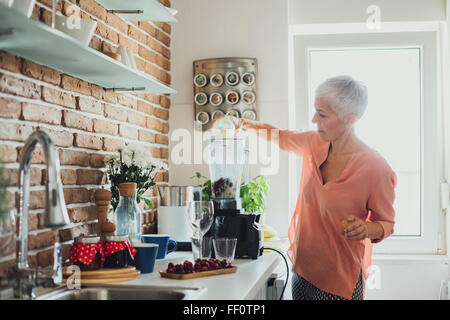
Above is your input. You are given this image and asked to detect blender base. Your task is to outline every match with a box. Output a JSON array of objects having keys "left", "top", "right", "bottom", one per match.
[{"left": 207, "top": 202, "right": 263, "bottom": 260}]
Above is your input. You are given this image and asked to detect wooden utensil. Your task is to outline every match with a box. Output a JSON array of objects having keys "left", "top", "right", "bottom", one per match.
[
  {"left": 62, "top": 266, "right": 140, "bottom": 284},
  {"left": 94, "top": 188, "right": 115, "bottom": 236}
]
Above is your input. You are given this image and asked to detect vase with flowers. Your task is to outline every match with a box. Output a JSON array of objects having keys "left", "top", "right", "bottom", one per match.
[{"left": 105, "top": 145, "right": 168, "bottom": 240}]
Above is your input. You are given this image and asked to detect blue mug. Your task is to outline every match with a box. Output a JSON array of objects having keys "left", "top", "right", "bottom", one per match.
[
  {"left": 141, "top": 234, "right": 177, "bottom": 259},
  {"left": 134, "top": 243, "right": 158, "bottom": 273}
]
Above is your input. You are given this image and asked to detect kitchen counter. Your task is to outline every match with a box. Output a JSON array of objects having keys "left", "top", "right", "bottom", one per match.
[{"left": 115, "top": 250, "right": 282, "bottom": 300}]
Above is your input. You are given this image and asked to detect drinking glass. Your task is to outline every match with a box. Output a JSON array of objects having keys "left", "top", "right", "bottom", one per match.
[
  {"left": 212, "top": 237, "right": 237, "bottom": 264},
  {"left": 190, "top": 236, "right": 213, "bottom": 260},
  {"left": 187, "top": 201, "right": 214, "bottom": 259}
]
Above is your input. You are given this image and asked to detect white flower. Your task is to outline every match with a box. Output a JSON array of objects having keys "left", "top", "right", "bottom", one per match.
[
  {"left": 117, "top": 144, "right": 127, "bottom": 152},
  {"left": 111, "top": 145, "right": 166, "bottom": 170},
  {"left": 104, "top": 153, "right": 121, "bottom": 168},
  {"left": 104, "top": 153, "right": 117, "bottom": 163},
  {"left": 132, "top": 147, "right": 152, "bottom": 168},
  {"left": 147, "top": 158, "right": 162, "bottom": 169},
  {"left": 119, "top": 148, "right": 133, "bottom": 167}
]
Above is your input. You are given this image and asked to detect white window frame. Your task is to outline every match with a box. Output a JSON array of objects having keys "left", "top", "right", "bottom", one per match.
[{"left": 287, "top": 21, "right": 446, "bottom": 255}]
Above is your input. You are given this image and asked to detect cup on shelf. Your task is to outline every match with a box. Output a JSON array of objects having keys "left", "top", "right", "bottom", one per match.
[
  {"left": 11, "top": 0, "right": 35, "bottom": 17},
  {"left": 118, "top": 46, "right": 137, "bottom": 69},
  {"left": 141, "top": 234, "right": 177, "bottom": 259},
  {"left": 118, "top": 46, "right": 130, "bottom": 66},
  {"left": 127, "top": 49, "right": 137, "bottom": 69},
  {"left": 133, "top": 243, "right": 159, "bottom": 273},
  {"left": 55, "top": 15, "right": 97, "bottom": 46}
]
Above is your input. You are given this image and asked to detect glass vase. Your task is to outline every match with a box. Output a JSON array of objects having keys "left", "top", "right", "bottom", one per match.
[{"left": 114, "top": 183, "right": 142, "bottom": 242}]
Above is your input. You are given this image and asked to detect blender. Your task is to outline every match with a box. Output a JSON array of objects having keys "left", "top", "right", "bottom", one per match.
[{"left": 205, "top": 136, "right": 263, "bottom": 259}]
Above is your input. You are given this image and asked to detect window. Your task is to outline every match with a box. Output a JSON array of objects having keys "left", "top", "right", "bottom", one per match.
[
  {"left": 289, "top": 24, "right": 443, "bottom": 254},
  {"left": 308, "top": 47, "right": 422, "bottom": 237}
]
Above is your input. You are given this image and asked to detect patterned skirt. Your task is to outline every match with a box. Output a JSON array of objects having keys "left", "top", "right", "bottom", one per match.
[{"left": 291, "top": 270, "right": 364, "bottom": 300}]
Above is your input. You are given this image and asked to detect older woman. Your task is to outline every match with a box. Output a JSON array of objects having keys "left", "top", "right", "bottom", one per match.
[{"left": 216, "top": 75, "right": 396, "bottom": 300}]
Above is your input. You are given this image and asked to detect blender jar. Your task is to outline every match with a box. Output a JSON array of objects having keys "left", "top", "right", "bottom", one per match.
[{"left": 206, "top": 136, "right": 245, "bottom": 199}]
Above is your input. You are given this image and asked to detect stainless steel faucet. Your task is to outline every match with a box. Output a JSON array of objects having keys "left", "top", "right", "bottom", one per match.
[{"left": 10, "top": 129, "right": 70, "bottom": 299}]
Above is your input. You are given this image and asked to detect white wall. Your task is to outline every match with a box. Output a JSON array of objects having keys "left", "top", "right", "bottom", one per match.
[
  {"left": 365, "top": 258, "right": 448, "bottom": 299},
  {"left": 288, "top": 0, "right": 446, "bottom": 24},
  {"left": 170, "top": 0, "right": 291, "bottom": 237}
]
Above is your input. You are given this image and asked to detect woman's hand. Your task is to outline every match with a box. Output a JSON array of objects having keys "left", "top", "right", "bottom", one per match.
[
  {"left": 208, "top": 114, "right": 245, "bottom": 134},
  {"left": 341, "top": 216, "right": 368, "bottom": 240}
]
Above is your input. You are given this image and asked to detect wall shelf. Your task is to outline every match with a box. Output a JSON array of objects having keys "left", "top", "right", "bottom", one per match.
[
  {"left": 95, "top": 0, "right": 178, "bottom": 22},
  {"left": 0, "top": 4, "right": 176, "bottom": 94}
]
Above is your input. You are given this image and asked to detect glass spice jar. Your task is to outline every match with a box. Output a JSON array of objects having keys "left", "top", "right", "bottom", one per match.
[
  {"left": 102, "top": 235, "right": 136, "bottom": 269},
  {"left": 114, "top": 183, "right": 142, "bottom": 242},
  {"left": 69, "top": 236, "right": 104, "bottom": 271}
]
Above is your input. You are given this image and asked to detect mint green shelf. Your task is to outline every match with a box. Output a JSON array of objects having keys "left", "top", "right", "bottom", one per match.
[
  {"left": 95, "top": 0, "right": 178, "bottom": 22},
  {"left": 0, "top": 3, "right": 176, "bottom": 94}
]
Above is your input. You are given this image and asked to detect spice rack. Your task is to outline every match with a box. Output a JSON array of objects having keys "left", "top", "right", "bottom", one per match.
[
  {"left": 0, "top": 3, "right": 176, "bottom": 94},
  {"left": 193, "top": 57, "right": 258, "bottom": 131}
]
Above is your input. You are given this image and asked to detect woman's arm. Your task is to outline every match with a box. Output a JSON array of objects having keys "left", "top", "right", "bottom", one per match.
[
  {"left": 366, "top": 221, "right": 384, "bottom": 240},
  {"left": 209, "top": 115, "right": 313, "bottom": 156},
  {"left": 238, "top": 118, "right": 280, "bottom": 143},
  {"left": 209, "top": 115, "right": 281, "bottom": 144}
]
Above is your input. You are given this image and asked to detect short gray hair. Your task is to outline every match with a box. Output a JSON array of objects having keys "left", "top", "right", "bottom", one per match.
[{"left": 315, "top": 75, "right": 368, "bottom": 120}]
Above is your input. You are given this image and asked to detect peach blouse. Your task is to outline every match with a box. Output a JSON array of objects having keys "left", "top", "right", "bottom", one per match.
[{"left": 278, "top": 130, "right": 396, "bottom": 299}]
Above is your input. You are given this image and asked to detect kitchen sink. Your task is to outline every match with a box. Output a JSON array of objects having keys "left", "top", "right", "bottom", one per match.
[{"left": 34, "top": 284, "right": 206, "bottom": 300}]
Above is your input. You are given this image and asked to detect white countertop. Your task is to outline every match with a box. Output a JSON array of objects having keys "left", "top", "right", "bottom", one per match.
[{"left": 115, "top": 250, "right": 282, "bottom": 300}]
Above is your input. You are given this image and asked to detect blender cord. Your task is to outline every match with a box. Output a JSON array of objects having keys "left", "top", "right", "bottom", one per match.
[{"left": 263, "top": 247, "right": 289, "bottom": 300}]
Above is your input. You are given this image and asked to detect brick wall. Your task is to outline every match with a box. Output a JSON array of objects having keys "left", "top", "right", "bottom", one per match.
[{"left": 0, "top": 0, "right": 171, "bottom": 276}]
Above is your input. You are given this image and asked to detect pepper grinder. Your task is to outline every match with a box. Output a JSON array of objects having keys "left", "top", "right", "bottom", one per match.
[{"left": 94, "top": 188, "right": 116, "bottom": 236}]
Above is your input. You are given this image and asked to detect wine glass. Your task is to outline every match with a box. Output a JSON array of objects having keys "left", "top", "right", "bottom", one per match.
[{"left": 186, "top": 201, "right": 214, "bottom": 259}]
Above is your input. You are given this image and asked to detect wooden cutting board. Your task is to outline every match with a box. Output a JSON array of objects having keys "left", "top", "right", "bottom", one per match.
[
  {"left": 159, "top": 266, "right": 237, "bottom": 280},
  {"left": 62, "top": 266, "right": 140, "bottom": 284}
]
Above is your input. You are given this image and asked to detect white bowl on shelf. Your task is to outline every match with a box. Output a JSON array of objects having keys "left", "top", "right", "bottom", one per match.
[
  {"left": 11, "top": 0, "right": 36, "bottom": 17},
  {"left": 55, "top": 15, "right": 97, "bottom": 46}
]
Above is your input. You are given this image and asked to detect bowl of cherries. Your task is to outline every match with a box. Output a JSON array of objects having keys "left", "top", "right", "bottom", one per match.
[{"left": 160, "top": 258, "right": 237, "bottom": 279}]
